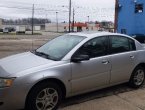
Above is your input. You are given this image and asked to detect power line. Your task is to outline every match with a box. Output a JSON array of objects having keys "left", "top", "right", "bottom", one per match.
[
  {"left": 0, "top": 0, "right": 65, "bottom": 8},
  {"left": 0, "top": 3, "right": 114, "bottom": 14},
  {"left": 0, "top": 4, "right": 68, "bottom": 11},
  {"left": 0, "top": 0, "right": 115, "bottom": 12},
  {"left": 0, "top": 0, "right": 34, "bottom": 6},
  {"left": 0, "top": 1, "right": 114, "bottom": 22},
  {"left": 0, "top": 5, "right": 32, "bottom": 10}
]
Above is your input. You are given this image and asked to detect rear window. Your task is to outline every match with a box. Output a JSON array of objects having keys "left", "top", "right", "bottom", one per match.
[{"left": 110, "top": 36, "right": 136, "bottom": 54}]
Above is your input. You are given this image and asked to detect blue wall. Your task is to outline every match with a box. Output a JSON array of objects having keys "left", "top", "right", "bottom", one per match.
[{"left": 117, "top": 0, "right": 145, "bottom": 35}]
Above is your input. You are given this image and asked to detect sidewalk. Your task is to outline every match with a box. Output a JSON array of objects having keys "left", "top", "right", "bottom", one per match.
[{"left": 61, "top": 85, "right": 145, "bottom": 110}]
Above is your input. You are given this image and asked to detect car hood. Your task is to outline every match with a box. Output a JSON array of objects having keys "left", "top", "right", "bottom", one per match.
[{"left": 0, "top": 52, "right": 58, "bottom": 77}]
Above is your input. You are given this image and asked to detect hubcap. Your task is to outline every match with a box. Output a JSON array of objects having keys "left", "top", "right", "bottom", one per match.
[
  {"left": 133, "top": 69, "right": 144, "bottom": 86},
  {"left": 36, "top": 88, "right": 58, "bottom": 110}
]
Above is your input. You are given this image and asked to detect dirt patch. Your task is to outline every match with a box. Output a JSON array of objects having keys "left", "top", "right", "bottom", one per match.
[{"left": 0, "top": 39, "right": 47, "bottom": 58}]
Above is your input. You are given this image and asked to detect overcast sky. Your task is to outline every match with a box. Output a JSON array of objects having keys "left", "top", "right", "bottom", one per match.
[{"left": 0, "top": 0, "right": 115, "bottom": 22}]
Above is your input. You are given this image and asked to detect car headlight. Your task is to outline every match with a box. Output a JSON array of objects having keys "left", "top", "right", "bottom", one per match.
[{"left": 0, "top": 78, "right": 15, "bottom": 88}]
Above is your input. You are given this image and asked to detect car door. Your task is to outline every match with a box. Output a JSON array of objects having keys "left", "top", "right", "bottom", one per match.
[
  {"left": 71, "top": 36, "right": 111, "bottom": 94},
  {"left": 109, "top": 35, "right": 137, "bottom": 84}
]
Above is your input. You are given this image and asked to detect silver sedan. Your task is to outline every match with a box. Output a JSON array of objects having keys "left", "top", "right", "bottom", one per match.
[{"left": 0, "top": 31, "right": 145, "bottom": 110}]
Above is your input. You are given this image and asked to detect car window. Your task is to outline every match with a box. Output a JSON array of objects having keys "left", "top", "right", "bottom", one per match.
[
  {"left": 74, "top": 36, "right": 108, "bottom": 58},
  {"left": 134, "top": 35, "right": 145, "bottom": 43},
  {"left": 36, "top": 35, "right": 86, "bottom": 61},
  {"left": 129, "top": 39, "right": 136, "bottom": 51},
  {"left": 110, "top": 36, "right": 135, "bottom": 54}
]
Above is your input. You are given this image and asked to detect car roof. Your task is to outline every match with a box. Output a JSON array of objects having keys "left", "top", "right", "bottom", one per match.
[{"left": 68, "top": 31, "right": 129, "bottom": 38}]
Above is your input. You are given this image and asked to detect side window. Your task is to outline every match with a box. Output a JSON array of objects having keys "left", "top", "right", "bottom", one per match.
[
  {"left": 110, "top": 36, "right": 130, "bottom": 54},
  {"left": 129, "top": 39, "right": 136, "bottom": 51},
  {"left": 75, "top": 37, "right": 108, "bottom": 58}
]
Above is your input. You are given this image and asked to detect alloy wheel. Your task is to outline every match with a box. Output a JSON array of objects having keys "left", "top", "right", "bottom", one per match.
[
  {"left": 133, "top": 69, "right": 145, "bottom": 86},
  {"left": 36, "top": 88, "right": 58, "bottom": 110}
]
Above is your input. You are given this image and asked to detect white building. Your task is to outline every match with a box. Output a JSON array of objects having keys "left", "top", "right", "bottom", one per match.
[
  {"left": 0, "top": 18, "right": 2, "bottom": 29},
  {"left": 45, "top": 22, "right": 99, "bottom": 32},
  {"left": 45, "top": 23, "right": 67, "bottom": 32}
]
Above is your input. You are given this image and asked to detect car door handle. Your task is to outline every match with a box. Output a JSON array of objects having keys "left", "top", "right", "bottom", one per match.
[
  {"left": 102, "top": 60, "right": 109, "bottom": 64},
  {"left": 130, "top": 55, "right": 134, "bottom": 59}
]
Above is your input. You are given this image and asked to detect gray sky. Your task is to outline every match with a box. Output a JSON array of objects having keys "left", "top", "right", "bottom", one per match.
[{"left": 0, "top": 0, "right": 115, "bottom": 22}]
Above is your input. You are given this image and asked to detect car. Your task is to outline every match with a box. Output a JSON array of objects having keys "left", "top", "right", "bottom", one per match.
[
  {"left": 0, "top": 31, "right": 145, "bottom": 110},
  {"left": 132, "top": 34, "right": 145, "bottom": 43},
  {"left": 3, "top": 28, "right": 9, "bottom": 33},
  {"left": 8, "top": 27, "right": 16, "bottom": 32},
  {"left": 0, "top": 28, "right": 3, "bottom": 32}
]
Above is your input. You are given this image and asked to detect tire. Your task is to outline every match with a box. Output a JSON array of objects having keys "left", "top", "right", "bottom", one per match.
[
  {"left": 129, "top": 66, "right": 145, "bottom": 88},
  {"left": 25, "top": 82, "right": 62, "bottom": 110}
]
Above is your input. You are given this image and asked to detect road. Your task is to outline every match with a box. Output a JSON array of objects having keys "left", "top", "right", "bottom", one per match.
[{"left": 1, "top": 33, "right": 145, "bottom": 110}]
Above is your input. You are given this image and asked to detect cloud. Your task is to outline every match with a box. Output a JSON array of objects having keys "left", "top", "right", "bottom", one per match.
[{"left": 0, "top": 0, "right": 115, "bottom": 22}]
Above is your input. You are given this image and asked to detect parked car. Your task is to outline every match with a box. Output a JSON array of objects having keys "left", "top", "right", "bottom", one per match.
[
  {"left": 3, "top": 28, "right": 9, "bottom": 33},
  {"left": 0, "top": 28, "right": 3, "bottom": 32},
  {"left": 26, "top": 28, "right": 31, "bottom": 31},
  {"left": 1, "top": 32, "right": 145, "bottom": 110},
  {"left": 132, "top": 34, "right": 145, "bottom": 43},
  {"left": 8, "top": 27, "right": 15, "bottom": 32}
]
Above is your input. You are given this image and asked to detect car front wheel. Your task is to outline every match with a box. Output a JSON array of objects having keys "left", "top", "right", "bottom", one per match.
[
  {"left": 129, "top": 66, "right": 145, "bottom": 88},
  {"left": 25, "top": 82, "right": 62, "bottom": 110}
]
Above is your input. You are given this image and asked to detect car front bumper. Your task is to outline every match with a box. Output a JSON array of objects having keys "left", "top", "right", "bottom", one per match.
[{"left": 0, "top": 84, "right": 31, "bottom": 110}]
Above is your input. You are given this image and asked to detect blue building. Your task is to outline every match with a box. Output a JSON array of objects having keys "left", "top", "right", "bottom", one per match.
[{"left": 116, "top": 0, "right": 145, "bottom": 35}]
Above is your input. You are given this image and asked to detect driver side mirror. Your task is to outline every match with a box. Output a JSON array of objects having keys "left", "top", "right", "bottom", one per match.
[{"left": 71, "top": 55, "right": 90, "bottom": 63}]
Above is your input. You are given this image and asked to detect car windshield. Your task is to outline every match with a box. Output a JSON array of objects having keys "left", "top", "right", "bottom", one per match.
[{"left": 35, "top": 35, "right": 86, "bottom": 61}]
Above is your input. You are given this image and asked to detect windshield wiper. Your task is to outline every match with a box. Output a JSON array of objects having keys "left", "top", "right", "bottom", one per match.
[
  {"left": 34, "top": 51, "right": 50, "bottom": 59},
  {"left": 33, "top": 50, "right": 59, "bottom": 61}
]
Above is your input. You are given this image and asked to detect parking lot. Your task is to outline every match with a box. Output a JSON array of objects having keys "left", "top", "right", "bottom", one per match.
[
  {"left": 0, "top": 32, "right": 62, "bottom": 58},
  {"left": 1, "top": 33, "right": 145, "bottom": 110}
]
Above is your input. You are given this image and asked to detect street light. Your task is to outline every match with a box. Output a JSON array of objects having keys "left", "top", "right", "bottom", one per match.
[
  {"left": 72, "top": 7, "right": 79, "bottom": 32},
  {"left": 87, "top": 16, "right": 90, "bottom": 31},
  {"left": 62, "top": 4, "right": 71, "bottom": 33},
  {"left": 69, "top": 0, "right": 72, "bottom": 33},
  {"left": 62, "top": 0, "right": 72, "bottom": 33},
  {"left": 87, "top": 16, "right": 90, "bottom": 23},
  {"left": 32, "top": 4, "right": 34, "bottom": 35},
  {"left": 56, "top": 12, "right": 58, "bottom": 32},
  {"left": 72, "top": 8, "right": 75, "bottom": 32}
]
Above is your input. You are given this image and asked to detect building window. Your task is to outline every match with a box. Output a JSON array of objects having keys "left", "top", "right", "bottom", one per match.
[
  {"left": 135, "top": 4, "right": 143, "bottom": 13},
  {"left": 121, "top": 29, "right": 127, "bottom": 34}
]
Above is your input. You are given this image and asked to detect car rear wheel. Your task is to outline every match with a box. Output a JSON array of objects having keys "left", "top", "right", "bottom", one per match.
[
  {"left": 129, "top": 66, "right": 145, "bottom": 88},
  {"left": 25, "top": 82, "right": 62, "bottom": 110}
]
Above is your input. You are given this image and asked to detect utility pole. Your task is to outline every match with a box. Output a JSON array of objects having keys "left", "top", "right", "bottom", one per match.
[
  {"left": 69, "top": 0, "right": 72, "bottom": 33},
  {"left": 114, "top": 0, "right": 118, "bottom": 32},
  {"left": 72, "top": 8, "right": 75, "bottom": 32},
  {"left": 56, "top": 12, "right": 59, "bottom": 32},
  {"left": 32, "top": 4, "right": 34, "bottom": 35}
]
